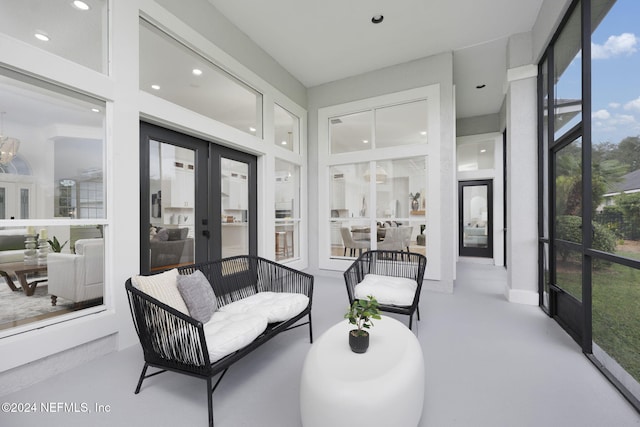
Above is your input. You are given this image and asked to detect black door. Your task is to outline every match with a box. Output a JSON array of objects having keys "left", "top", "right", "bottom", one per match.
[
  {"left": 139, "top": 122, "right": 257, "bottom": 273},
  {"left": 459, "top": 180, "right": 493, "bottom": 258},
  {"left": 549, "top": 134, "right": 584, "bottom": 343}
]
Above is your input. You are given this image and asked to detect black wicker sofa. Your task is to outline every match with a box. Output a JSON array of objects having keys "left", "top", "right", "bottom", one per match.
[{"left": 125, "top": 255, "right": 314, "bottom": 427}]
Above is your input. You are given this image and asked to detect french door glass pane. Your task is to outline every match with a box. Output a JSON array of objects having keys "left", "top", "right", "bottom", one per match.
[
  {"left": 461, "top": 185, "right": 489, "bottom": 250},
  {"left": 149, "top": 140, "right": 195, "bottom": 270},
  {"left": 19, "top": 188, "right": 29, "bottom": 219},
  {"left": 221, "top": 158, "right": 249, "bottom": 258},
  {"left": 0, "top": 188, "right": 5, "bottom": 219}
]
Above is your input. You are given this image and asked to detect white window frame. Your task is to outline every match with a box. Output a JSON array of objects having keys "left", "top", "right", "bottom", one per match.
[{"left": 318, "top": 85, "right": 442, "bottom": 280}]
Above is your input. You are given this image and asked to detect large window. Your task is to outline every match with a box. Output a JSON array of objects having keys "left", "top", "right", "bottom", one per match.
[
  {"left": 0, "top": 69, "right": 106, "bottom": 335},
  {"left": 589, "top": 0, "right": 640, "bottom": 403},
  {"left": 328, "top": 158, "right": 427, "bottom": 259},
  {"left": 139, "top": 19, "right": 263, "bottom": 138},
  {"left": 0, "top": 0, "right": 108, "bottom": 74},
  {"left": 539, "top": 0, "right": 640, "bottom": 409},
  {"left": 275, "top": 104, "right": 299, "bottom": 153},
  {"left": 275, "top": 159, "right": 300, "bottom": 261},
  {"left": 320, "top": 88, "right": 437, "bottom": 273}
]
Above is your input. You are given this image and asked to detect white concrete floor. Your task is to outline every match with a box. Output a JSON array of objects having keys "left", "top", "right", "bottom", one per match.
[{"left": 1, "top": 263, "right": 639, "bottom": 426}]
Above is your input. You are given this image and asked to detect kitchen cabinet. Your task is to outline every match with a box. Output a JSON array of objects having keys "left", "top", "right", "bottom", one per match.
[
  {"left": 172, "top": 168, "right": 194, "bottom": 208},
  {"left": 222, "top": 172, "right": 248, "bottom": 210},
  {"left": 167, "top": 164, "right": 194, "bottom": 208}
]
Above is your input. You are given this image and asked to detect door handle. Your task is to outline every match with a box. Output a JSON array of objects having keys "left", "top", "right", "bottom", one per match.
[{"left": 202, "top": 230, "right": 210, "bottom": 238}]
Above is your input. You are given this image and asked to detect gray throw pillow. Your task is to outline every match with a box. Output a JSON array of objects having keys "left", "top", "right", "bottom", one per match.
[
  {"left": 176, "top": 270, "right": 217, "bottom": 323},
  {"left": 179, "top": 227, "right": 189, "bottom": 240},
  {"left": 153, "top": 228, "right": 169, "bottom": 241}
]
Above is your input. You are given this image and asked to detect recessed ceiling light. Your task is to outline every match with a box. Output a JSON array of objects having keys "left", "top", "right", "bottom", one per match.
[
  {"left": 362, "top": 140, "right": 369, "bottom": 144},
  {"left": 249, "top": 127, "right": 256, "bottom": 132},
  {"left": 72, "top": 1, "right": 90, "bottom": 11},
  {"left": 281, "top": 141, "right": 287, "bottom": 145},
  {"left": 420, "top": 131, "right": 427, "bottom": 136},
  {"left": 476, "top": 84, "right": 486, "bottom": 89},
  {"left": 34, "top": 32, "right": 50, "bottom": 42},
  {"left": 151, "top": 84, "right": 160, "bottom": 90},
  {"left": 371, "top": 15, "right": 384, "bottom": 24},
  {"left": 192, "top": 68, "right": 203, "bottom": 76},
  {"left": 480, "top": 149, "right": 487, "bottom": 153},
  {"left": 91, "top": 108, "right": 100, "bottom": 113}
]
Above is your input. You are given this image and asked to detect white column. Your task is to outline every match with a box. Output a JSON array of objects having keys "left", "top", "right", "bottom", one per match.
[{"left": 505, "top": 65, "right": 539, "bottom": 305}]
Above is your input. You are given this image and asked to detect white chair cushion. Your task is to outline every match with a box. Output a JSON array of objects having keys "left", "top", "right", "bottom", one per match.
[
  {"left": 217, "top": 292, "right": 309, "bottom": 323},
  {"left": 203, "top": 311, "right": 268, "bottom": 362},
  {"left": 354, "top": 274, "right": 417, "bottom": 306},
  {"left": 132, "top": 269, "right": 189, "bottom": 315}
]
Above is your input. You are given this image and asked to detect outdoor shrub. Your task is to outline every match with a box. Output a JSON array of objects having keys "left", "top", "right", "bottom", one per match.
[{"left": 556, "top": 215, "right": 617, "bottom": 267}]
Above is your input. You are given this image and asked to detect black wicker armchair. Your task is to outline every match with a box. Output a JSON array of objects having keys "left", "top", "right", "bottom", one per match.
[
  {"left": 126, "top": 255, "right": 314, "bottom": 427},
  {"left": 344, "top": 250, "right": 427, "bottom": 330}
]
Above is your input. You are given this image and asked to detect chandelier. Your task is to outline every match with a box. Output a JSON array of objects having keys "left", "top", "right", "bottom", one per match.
[
  {"left": 363, "top": 165, "right": 388, "bottom": 184},
  {"left": 0, "top": 112, "right": 20, "bottom": 165}
]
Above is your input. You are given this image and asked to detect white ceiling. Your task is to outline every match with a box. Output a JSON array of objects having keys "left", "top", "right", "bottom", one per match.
[{"left": 208, "top": 0, "right": 545, "bottom": 118}]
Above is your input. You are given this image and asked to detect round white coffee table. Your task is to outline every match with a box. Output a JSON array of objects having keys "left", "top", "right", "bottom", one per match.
[{"left": 299, "top": 316, "right": 424, "bottom": 427}]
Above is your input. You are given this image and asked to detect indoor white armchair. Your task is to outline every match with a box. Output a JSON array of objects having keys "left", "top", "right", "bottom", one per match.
[{"left": 47, "top": 238, "right": 104, "bottom": 306}]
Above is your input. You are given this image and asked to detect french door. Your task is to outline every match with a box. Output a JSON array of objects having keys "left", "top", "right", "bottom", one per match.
[
  {"left": 548, "top": 132, "right": 585, "bottom": 343},
  {"left": 459, "top": 180, "right": 493, "bottom": 258},
  {"left": 139, "top": 122, "right": 257, "bottom": 273}
]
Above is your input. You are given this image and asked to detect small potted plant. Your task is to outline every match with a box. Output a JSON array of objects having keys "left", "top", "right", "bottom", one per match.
[
  {"left": 344, "top": 295, "right": 381, "bottom": 353},
  {"left": 409, "top": 192, "right": 421, "bottom": 211},
  {"left": 47, "top": 236, "right": 68, "bottom": 253}
]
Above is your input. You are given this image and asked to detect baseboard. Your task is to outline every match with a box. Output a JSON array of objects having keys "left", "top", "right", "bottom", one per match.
[
  {"left": 505, "top": 287, "right": 538, "bottom": 305},
  {"left": 0, "top": 334, "right": 116, "bottom": 396}
]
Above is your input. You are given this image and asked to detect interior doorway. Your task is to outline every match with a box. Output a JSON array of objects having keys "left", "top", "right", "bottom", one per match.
[{"left": 459, "top": 180, "right": 493, "bottom": 258}]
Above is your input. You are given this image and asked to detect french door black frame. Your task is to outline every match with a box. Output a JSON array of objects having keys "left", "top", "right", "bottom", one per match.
[
  {"left": 458, "top": 179, "right": 493, "bottom": 258},
  {"left": 139, "top": 122, "right": 257, "bottom": 274}
]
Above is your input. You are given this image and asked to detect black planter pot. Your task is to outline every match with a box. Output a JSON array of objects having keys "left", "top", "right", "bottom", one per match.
[{"left": 349, "top": 330, "right": 369, "bottom": 353}]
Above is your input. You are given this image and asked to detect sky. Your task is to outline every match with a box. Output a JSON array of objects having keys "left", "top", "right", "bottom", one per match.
[
  {"left": 554, "top": 0, "right": 640, "bottom": 145},
  {"left": 590, "top": 0, "right": 640, "bottom": 145}
]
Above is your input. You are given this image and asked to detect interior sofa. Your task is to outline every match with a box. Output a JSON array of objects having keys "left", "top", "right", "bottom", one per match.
[
  {"left": 47, "top": 238, "right": 104, "bottom": 306},
  {"left": 0, "top": 228, "right": 27, "bottom": 264},
  {"left": 149, "top": 226, "right": 194, "bottom": 269}
]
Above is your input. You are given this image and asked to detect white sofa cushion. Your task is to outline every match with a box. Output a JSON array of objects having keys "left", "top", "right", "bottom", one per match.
[
  {"left": 354, "top": 274, "right": 417, "bottom": 306},
  {"left": 203, "top": 311, "right": 268, "bottom": 362},
  {"left": 132, "top": 269, "right": 189, "bottom": 315},
  {"left": 217, "top": 292, "right": 309, "bottom": 323}
]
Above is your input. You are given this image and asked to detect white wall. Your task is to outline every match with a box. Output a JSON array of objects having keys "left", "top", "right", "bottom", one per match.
[
  {"left": 505, "top": 67, "right": 539, "bottom": 305},
  {"left": 0, "top": 0, "right": 309, "bottom": 393}
]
